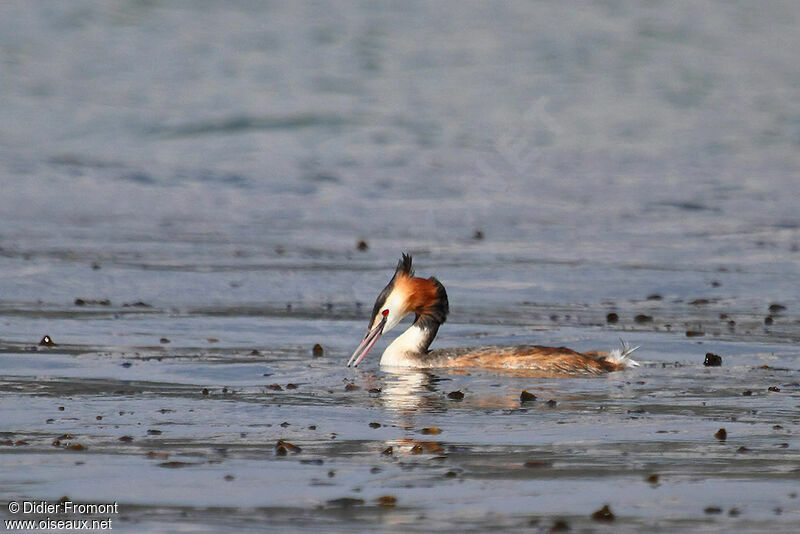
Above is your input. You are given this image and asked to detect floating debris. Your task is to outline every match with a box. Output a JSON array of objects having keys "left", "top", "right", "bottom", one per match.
[
  {"left": 447, "top": 390, "right": 465, "bottom": 400},
  {"left": 312, "top": 343, "right": 324, "bottom": 357},
  {"left": 520, "top": 390, "right": 537, "bottom": 403},
  {"left": 118, "top": 436, "right": 134, "bottom": 442},
  {"left": 356, "top": 240, "right": 369, "bottom": 251},
  {"left": 591, "top": 504, "right": 615, "bottom": 522},
  {"left": 685, "top": 330, "right": 705, "bottom": 337},
  {"left": 344, "top": 383, "right": 359, "bottom": 391},
  {"left": 267, "top": 384, "right": 283, "bottom": 391},
  {"left": 634, "top": 314, "right": 653, "bottom": 324},
  {"left": 473, "top": 229, "right": 484, "bottom": 240},
  {"left": 327, "top": 497, "right": 364, "bottom": 508},
  {"left": 704, "top": 506, "right": 723, "bottom": 515},
  {"left": 523, "top": 460, "right": 551, "bottom": 469},
  {"left": 286, "top": 383, "right": 297, "bottom": 390},
  {"left": 606, "top": 312, "right": 619, "bottom": 324},
  {"left": 714, "top": 428, "right": 727, "bottom": 440},
  {"left": 647, "top": 294, "right": 662, "bottom": 301},
  {"left": 158, "top": 461, "right": 195, "bottom": 468},
  {"left": 764, "top": 316, "right": 773, "bottom": 325},
  {"left": 159, "top": 337, "right": 170, "bottom": 344},
  {"left": 420, "top": 427, "right": 441, "bottom": 435},
  {"left": 376, "top": 495, "right": 397, "bottom": 508},
  {"left": 768, "top": 303, "right": 786, "bottom": 313},
  {"left": 381, "top": 446, "right": 393, "bottom": 456},
  {"left": 39, "top": 335, "right": 55, "bottom": 346},
  {"left": 147, "top": 429, "right": 162, "bottom": 435},
  {"left": 74, "top": 298, "right": 110, "bottom": 306},
  {"left": 646, "top": 474, "right": 660, "bottom": 484},
  {"left": 551, "top": 519, "right": 570, "bottom": 531},
  {"left": 276, "top": 440, "right": 302, "bottom": 454},
  {"left": 201, "top": 388, "right": 209, "bottom": 395},
  {"left": 703, "top": 353, "right": 722, "bottom": 366},
  {"left": 545, "top": 399, "right": 558, "bottom": 407},
  {"left": 122, "top": 301, "right": 152, "bottom": 308},
  {"left": 768, "top": 386, "right": 781, "bottom": 392},
  {"left": 369, "top": 422, "right": 381, "bottom": 429},
  {"left": 742, "top": 390, "right": 752, "bottom": 396}
]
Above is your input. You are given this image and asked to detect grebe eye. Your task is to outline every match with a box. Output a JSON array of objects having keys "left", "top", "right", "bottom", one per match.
[{"left": 382, "top": 309, "right": 389, "bottom": 317}]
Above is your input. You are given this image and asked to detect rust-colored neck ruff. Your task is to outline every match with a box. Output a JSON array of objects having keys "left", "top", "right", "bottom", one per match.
[{"left": 393, "top": 275, "right": 449, "bottom": 330}]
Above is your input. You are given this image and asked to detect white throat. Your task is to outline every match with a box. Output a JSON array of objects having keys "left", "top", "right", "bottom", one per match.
[{"left": 380, "top": 324, "right": 432, "bottom": 367}]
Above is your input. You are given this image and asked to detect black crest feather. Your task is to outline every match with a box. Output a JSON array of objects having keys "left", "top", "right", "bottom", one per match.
[{"left": 395, "top": 253, "right": 414, "bottom": 278}]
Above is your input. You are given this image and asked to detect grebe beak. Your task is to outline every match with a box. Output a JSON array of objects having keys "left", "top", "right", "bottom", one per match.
[{"left": 347, "top": 314, "right": 387, "bottom": 367}]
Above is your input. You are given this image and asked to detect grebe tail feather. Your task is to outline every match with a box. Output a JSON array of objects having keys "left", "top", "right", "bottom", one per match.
[{"left": 605, "top": 338, "right": 640, "bottom": 368}]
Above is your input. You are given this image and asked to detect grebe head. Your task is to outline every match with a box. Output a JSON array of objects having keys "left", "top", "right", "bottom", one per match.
[{"left": 347, "top": 253, "right": 448, "bottom": 367}]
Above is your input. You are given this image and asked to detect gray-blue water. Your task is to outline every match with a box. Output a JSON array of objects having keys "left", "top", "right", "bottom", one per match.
[{"left": 2, "top": 1, "right": 799, "bottom": 532}]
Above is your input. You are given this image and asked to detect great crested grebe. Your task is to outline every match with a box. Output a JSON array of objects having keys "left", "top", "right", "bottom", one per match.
[{"left": 347, "top": 254, "right": 639, "bottom": 375}]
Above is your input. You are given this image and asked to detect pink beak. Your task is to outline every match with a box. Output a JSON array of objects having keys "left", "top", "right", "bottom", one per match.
[{"left": 346, "top": 315, "right": 387, "bottom": 367}]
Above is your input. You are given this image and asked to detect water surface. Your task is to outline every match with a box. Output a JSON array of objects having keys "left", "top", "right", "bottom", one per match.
[{"left": 2, "top": 1, "right": 799, "bottom": 532}]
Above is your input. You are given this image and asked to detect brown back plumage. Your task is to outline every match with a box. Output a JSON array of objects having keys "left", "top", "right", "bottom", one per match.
[{"left": 426, "top": 345, "right": 624, "bottom": 376}]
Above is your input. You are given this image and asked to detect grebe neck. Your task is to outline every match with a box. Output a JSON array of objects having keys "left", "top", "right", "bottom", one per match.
[{"left": 380, "top": 319, "right": 440, "bottom": 367}]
